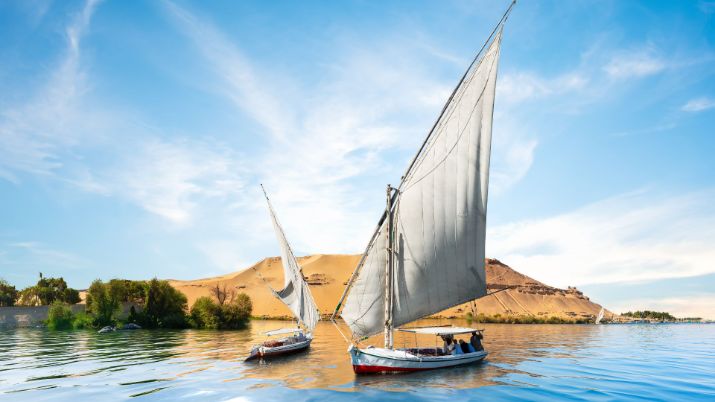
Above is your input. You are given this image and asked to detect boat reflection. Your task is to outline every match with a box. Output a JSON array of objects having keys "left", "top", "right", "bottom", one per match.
[{"left": 236, "top": 319, "right": 604, "bottom": 391}]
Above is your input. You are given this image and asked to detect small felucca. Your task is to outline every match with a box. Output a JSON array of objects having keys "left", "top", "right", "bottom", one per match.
[
  {"left": 246, "top": 186, "right": 320, "bottom": 361},
  {"left": 596, "top": 307, "right": 605, "bottom": 325},
  {"left": 331, "top": 1, "right": 515, "bottom": 374}
]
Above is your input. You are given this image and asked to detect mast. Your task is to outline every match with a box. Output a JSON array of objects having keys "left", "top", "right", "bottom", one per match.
[{"left": 384, "top": 184, "right": 394, "bottom": 349}]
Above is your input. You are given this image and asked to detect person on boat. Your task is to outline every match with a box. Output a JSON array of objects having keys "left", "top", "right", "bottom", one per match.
[
  {"left": 470, "top": 331, "right": 484, "bottom": 351},
  {"left": 452, "top": 339, "right": 463, "bottom": 355},
  {"left": 443, "top": 335, "right": 455, "bottom": 355},
  {"left": 459, "top": 339, "right": 471, "bottom": 354}
]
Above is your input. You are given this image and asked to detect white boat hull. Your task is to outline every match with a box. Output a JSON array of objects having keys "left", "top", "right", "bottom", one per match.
[
  {"left": 349, "top": 345, "right": 487, "bottom": 374},
  {"left": 245, "top": 335, "right": 312, "bottom": 361}
]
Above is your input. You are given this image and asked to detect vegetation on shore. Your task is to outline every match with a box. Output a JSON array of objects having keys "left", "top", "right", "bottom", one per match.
[
  {"left": 38, "top": 277, "right": 254, "bottom": 331},
  {"left": 16, "top": 275, "right": 81, "bottom": 306},
  {"left": 189, "top": 293, "right": 252, "bottom": 329},
  {"left": 619, "top": 310, "right": 700, "bottom": 322},
  {"left": 466, "top": 312, "right": 591, "bottom": 324},
  {"left": 0, "top": 279, "right": 18, "bottom": 307}
]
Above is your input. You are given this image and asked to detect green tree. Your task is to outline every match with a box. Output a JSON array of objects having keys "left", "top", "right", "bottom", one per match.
[
  {"left": 108, "top": 279, "right": 147, "bottom": 304},
  {"left": 46, "top": 302, "right": 74, "bottom": 330},
  {"left": 0, "top": 279, "right": 18, "bottom": 307},
  {"left": 86, "top": 279, "right": 119, "bottom": 327},
  {"left": 143, "top": 279, "right": 188, "bottom": 328}
]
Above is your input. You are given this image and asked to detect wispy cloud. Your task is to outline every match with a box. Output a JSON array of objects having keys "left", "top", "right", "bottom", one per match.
[
  {"left": 603, "top": 49, "right": 665, "bottom": 79},
  {"left": 162, "top": 0, "right": 293, "bottom": 140},
  {"left": 497, "top": 71, "right": 588, "bottom": 105},
  {"left": 0, "top": 241, "right": 88, "bottom": 284},
  {"left": 104, "top": 138, "right": 247, "bottom": 225},
  {"left": 681, "top": 96, "right": 715, "bottom": 112},
  {"left": 488, "top": 189, "right": 715, "bottom": 288},
  {"left": 0, "top": 0, "right": 102, "bottom": 183}
]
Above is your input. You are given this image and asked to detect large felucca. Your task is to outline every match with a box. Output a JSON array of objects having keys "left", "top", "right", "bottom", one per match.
[
  {"left": 245, "top": 186, "right": 320, "bottom": 361},
  {"left": 331, "top": 1, "right": 515, "bottom": 374}
]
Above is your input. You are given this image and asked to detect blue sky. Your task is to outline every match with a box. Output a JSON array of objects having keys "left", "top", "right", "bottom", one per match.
[{"left": 1, "top": 0, "right": 714, "bottom": 318}]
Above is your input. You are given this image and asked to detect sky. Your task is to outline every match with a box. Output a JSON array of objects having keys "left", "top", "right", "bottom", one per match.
[{"left": 1, "top": 0, "right": 714, "bottom": 318}]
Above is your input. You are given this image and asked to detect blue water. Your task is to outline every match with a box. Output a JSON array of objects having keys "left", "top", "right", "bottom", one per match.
[{"left": 1, "top": 320, "right": 713, "bottom": 401}]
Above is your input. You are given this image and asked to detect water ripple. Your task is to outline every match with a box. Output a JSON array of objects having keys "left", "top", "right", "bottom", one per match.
[{"left": 0, "top": 322, "right": 714, "bottom": 400}]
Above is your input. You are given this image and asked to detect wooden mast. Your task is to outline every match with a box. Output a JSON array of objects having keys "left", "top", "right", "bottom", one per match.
[{"left": 384, "top": 184, "right": 394, "bottom": 349}]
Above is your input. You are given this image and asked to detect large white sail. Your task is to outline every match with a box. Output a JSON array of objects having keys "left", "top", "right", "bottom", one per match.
[
  {"left": 340, "top": 29, "right": 503, "bottom": 339},
  {"left": 263, "top": 188, "right": 319, "bottom": 332}
]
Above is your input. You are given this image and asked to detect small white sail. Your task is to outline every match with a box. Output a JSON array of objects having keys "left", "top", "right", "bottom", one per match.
[
  {"left": 262, "top": 187, "right": 319, "bottom": 332},
  {"left": 340, "top": 29, "right": 504, "bottom": 339},
  {"left": 596, "top": 307, "right": 605, "bottom": 324}
]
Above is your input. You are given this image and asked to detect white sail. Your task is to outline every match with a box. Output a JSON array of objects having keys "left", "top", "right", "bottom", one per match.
[
  {"left": 341, "top": 29, "right": 503, "bottom": 339},
  {"left": 263, "top": 188, "right": 319, "bottom": 332},
  {"left": 596, "top": 307, "right": 605, "bottom": 324}
]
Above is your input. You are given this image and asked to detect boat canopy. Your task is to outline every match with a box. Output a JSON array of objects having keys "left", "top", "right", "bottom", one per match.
[
  {"left": 397, "top": 326, "right": 483, "bottom": 336},
  {"left": 264, "top": 328, "right": 302, "bottom": 336}
]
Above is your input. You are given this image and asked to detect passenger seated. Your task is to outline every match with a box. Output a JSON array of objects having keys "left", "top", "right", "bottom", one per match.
[
  {"left": 459, "top": 339, "right": 470, "bottom": 354},
  {"left": 465, "top": 339, "right": 476, "bottom": 353},
  {"left": 442, "top": 335, "right": 455, "bottom": 355},
  {"left": 470, "top": 331, "right": 484, "bottom": 351},
  {"left": 452, "top": 339, "right": 463, "bottom": 355}
]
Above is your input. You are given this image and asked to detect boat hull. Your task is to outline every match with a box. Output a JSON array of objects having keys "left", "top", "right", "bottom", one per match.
[
  {"left": 245, "top": 337, "right": 312, "bottom": 361},
  {"left": 349, "top": 345, "right": 487, "bottom": 374}
]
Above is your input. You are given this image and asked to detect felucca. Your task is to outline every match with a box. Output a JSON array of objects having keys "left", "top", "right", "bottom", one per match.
[
  {"left": 245, "top": 186, "right": 320, "bottom": 361},
  {"left": 331, "top": 1, "right": 515, "bottom": 374}
]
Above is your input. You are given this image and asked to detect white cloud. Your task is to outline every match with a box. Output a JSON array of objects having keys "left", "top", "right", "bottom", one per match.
[
  {"left": 603, "top": 50, "right": 665, "bottom": 79},
  {"left": 99, "top": 138, "right": 246, "bottom": 225},
  {"left": 497, "top": 71, "right": 587, "bottom": 104},
  {"left": 681, "top": 97, "right": 715, "bottom": 112},
  {"left": 488, "top": 189, "right": 715, "bottom": 288}
]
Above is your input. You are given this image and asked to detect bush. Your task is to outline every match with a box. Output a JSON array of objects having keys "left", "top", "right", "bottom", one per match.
[
  {"left": 0, "top": 279, "right": 18, "bottom": 307},
  {"left": 71, "top": 312, "right": 94, "bottom": 329},
  {"left": 47, "top": 302, "right": 74, "bottom": 330},
  {"left": 189, "top": 293, "right": 252, "bottom": 330},
  {"left": 190, "top": 297, "right": 220, "bottom": 329},
  {"left": 144, "top": 279, "right": 188, "bottom": 328},
  {"left": 222, "top": 293, "right": 252, "bottom": 329}
]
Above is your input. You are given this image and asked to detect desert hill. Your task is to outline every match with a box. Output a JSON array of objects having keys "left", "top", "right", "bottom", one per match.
[{"left": 169, "top": 255, "right": 608, "bottom": 322}]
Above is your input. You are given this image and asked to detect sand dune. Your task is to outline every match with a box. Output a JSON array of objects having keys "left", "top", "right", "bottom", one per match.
[{"left": 169, "top": 255, "right": 609, "bottom": 321}]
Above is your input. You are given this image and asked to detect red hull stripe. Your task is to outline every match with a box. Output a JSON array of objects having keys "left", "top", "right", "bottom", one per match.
[{"left": 353, "top": 364, "right": 431, "bottom": 374}]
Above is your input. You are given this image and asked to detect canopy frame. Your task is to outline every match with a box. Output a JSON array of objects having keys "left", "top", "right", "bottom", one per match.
[
  {"left": 397, "top": 326, "right": 484, "bottom": 336},
  {"left": 263, "top": 327, "right": 303, "bottom": 337}
]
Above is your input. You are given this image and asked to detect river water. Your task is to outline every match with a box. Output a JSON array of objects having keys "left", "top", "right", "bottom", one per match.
[{"left": 1, "top": 320, "right": 713, "bottom": 401}]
